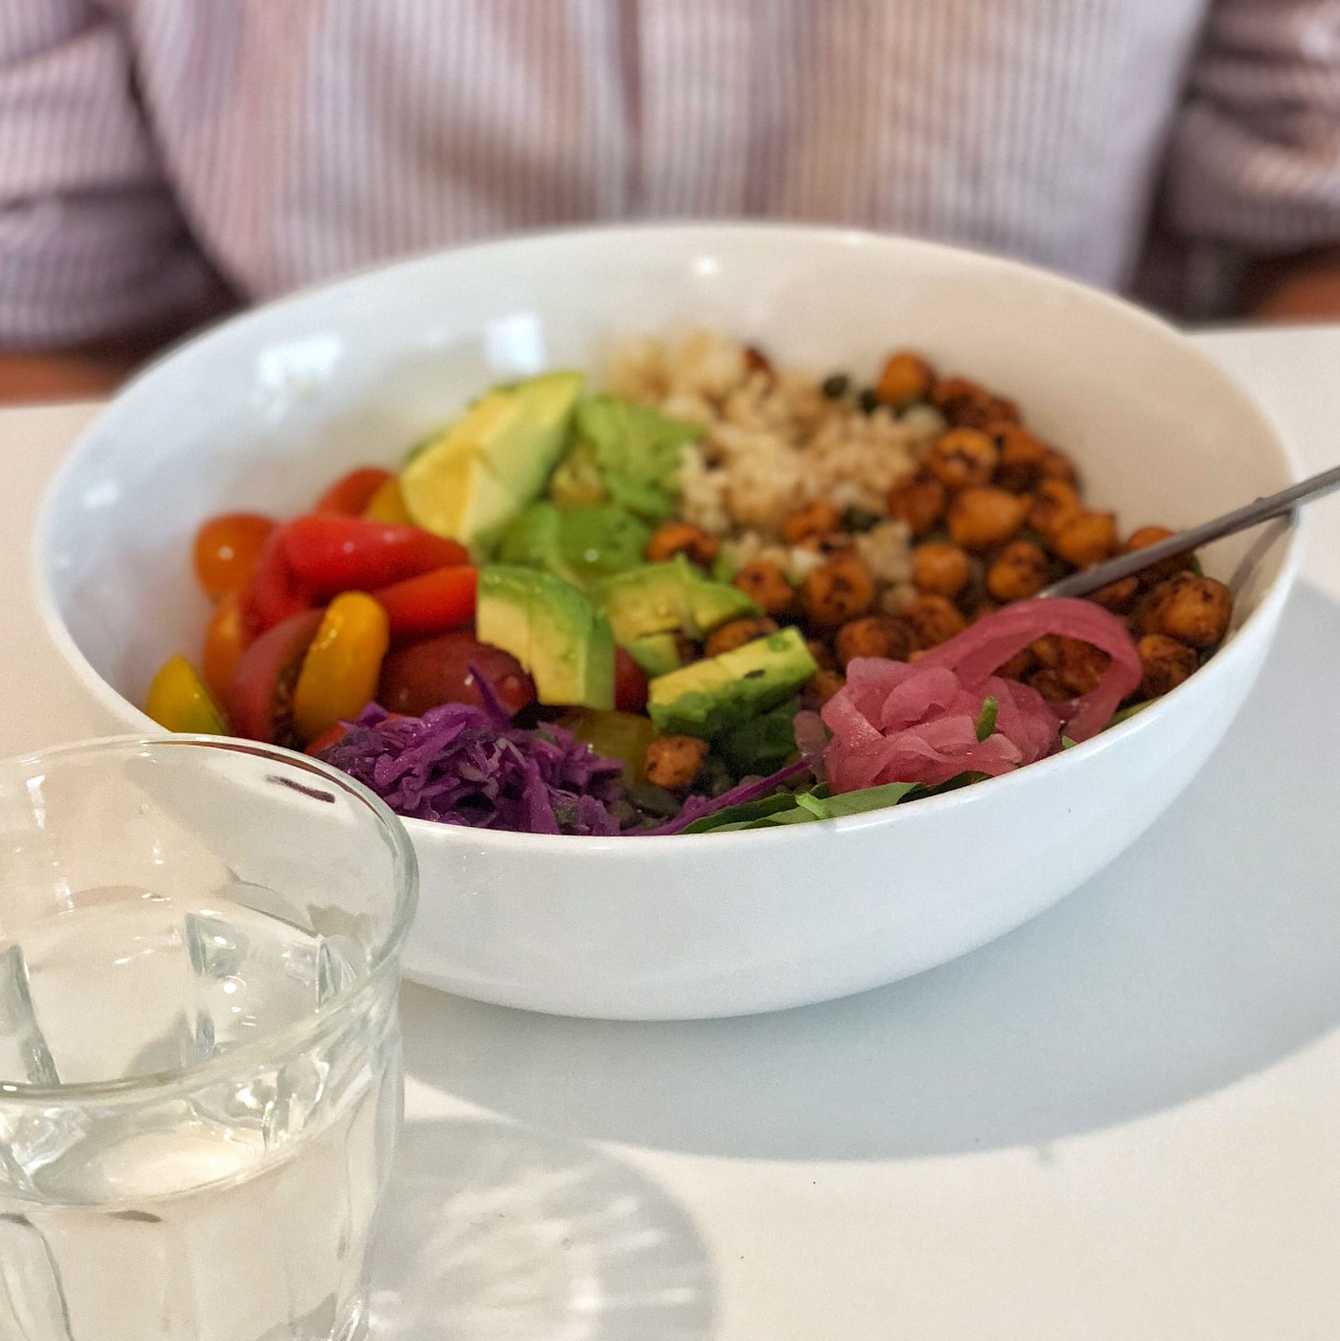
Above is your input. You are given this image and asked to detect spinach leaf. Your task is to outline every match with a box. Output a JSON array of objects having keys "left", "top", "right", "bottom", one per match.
[
  {"left": 678, "top": 791, "right": 803, "bottom": 834},
  {"left": 1109, "top": 700, "right": 1153, "bottom": 727}
]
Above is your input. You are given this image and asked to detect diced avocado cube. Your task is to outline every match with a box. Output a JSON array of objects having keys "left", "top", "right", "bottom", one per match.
[
  {"left": 594, "top": 556, "right": 758, "bottom": 645},
  {"left": 625, "top": 632, "right": 684, "bottom": 678},
  {"left": 648, "top": 627, "right": 818, "bottom": 739},
  {"left": 401, "top": 371, "right": 583, "bottom": 555},
  {"left": 477, "top": 565, "right": 614, "bottom": 710}
]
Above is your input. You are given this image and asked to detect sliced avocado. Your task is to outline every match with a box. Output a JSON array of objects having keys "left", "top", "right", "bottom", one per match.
[
  {"left": 550, "top": 396, "right": 699, "bottom": 522},
  {"left": 497, "top": 500, "right": 568, "bottom": 579},
  {"left": 595, "top": 556, "right": 758, "bottom": 645},
  {"left": 556, "top": 505, "right": 650, "bottom": 586},
  {"left": 476, "top": 565, "right": 614, "bottom": 709},
  {"left": 625, "top": 632, "right": 684, "bottom": 678},
  {"left": 497, "top": 500, "right": 650, "bottom": 591},
  {"left": 648, "top": 628, "right": 817, "bottom": 739},
  {"left": 401, "top": 371, "right": 583, "bottom": 555}
]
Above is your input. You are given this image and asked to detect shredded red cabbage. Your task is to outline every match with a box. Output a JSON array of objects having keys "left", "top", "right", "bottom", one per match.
[{"left": 319, "top": 703, "right": 628, "bottom": 835}]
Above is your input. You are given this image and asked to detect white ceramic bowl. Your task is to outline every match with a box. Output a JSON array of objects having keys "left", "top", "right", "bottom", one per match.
[{"left": 35, "top": 225, "right": 1301, "bottom": 1019}]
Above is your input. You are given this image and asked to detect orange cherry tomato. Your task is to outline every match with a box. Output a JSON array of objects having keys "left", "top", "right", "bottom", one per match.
[
  {"left": 193, "top": 512, "right": 275, "bottom": 601},
  {"left": 314, "top": 467, "right": 393, "bottom": 516},
  {"left": 201, "top": 592, "right": 251, "bottom": 700}
]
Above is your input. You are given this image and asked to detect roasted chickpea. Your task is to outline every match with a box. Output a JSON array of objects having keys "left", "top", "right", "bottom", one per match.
[
  {"left": 704, "top": 615, "right": 779, "bottom": 658},
  {"left": 644, "top": 735, "right": 709, "bottom": 790},
  {"left": 1031, "top": 635, "right": 1109, "bottom": 695},
  {"left": 1136, "top": 573, "right": 1232, "bottom": 649},
  {"left": 806, "top": 638, "right": 838, "bottom": 671},
  {"left": 1137, "top": 634, "right": 1198, "bottom": 698},
  {"left": 647, "top": 520, "right": 719, "bottom": 566},
  {"left": 875, "top": 351, "right": 935, "bottom": 407},
  {"left": 802, "top": 669, "right": 846, "bottom": 708},
  {"left": 985, "top": 539, "right": 1049, "bottom": 601},
  {"left": 947, "top": 486, "right": 1029, "bottom": 551},
  {"left": 1051, "top": 511, "right": 1118, "bottom": 568},
  {"left": 905, "top": 594, "right": 967, "bottom": 648},
  {"left": 1125, "top": 525, "right": 1191, "bottom": 586},
  {"left": 1090, "top": 576, "right": 1140, "bottom": 613},
  {"left": 1056, "top": 640, "right": 1110, "bottom": 696},
  {"left": 1039, "top": 449, "right": 1078, "bottom": 485},
  {"left": 733, "top": 560, "right": 794, "bottom": 616},
  {"left": 925, "top": 428, "right": 999, "bottom": 490},
  {"left": 781, "top": 500, "right": 843, "bottom": 545},
  {"left": 835, "top": 615, "right": 914, "bottom": 667},
  {"left": 998, "top": 646, "right": 1036, "bottom": 680},
  {"left": 1027, "top": 667, "right": 1070, "bottom": 703},
  {"left": 991, "top": 423, "right": 1049, "bottom": 492},
  {"left": 1030, "top": 634, "right": 1062, "bottom": 668},
  {"left": 800, "top": 552, "right": 876, "bottom": 628},
  {"left": 1028, "top": 479, "right": 1083, "bottom": 539},
  {"left": 930, "top": 377, "right": 1020, "bottom": 429},
  {"left": 887, "top": 472, "right": 947, "bottom": 536},
  {"left": 911, "top": 541, "right": 971, "bottom": 597}
]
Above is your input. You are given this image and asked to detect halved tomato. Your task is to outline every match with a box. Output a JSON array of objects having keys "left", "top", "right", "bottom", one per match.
[{"left": 225, "top": 608, "right": 324, "bottom": 745}]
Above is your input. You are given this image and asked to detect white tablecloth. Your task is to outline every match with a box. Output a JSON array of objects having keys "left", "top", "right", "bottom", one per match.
[{"left": 6, "top": 325, "right": 1340, "bottom": 1339}]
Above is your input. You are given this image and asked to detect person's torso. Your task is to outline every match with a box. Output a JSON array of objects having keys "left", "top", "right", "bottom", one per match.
[{"left": 114, "top": 0, "right": 1211, "bottom": 299}]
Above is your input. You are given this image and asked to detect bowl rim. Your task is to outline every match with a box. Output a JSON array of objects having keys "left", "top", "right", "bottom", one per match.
[{"left": 31, "top": 221, "right": 1306, "bottom": 854}]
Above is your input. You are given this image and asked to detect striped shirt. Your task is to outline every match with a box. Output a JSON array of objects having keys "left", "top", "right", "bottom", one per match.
[{"left": 2, "top": 1, "right": 1338, "bottom": 347}]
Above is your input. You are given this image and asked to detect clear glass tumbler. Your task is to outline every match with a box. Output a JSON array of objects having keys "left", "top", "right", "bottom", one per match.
[{"left": 0, "top": 736, "right": 418, "bottom": 1341}]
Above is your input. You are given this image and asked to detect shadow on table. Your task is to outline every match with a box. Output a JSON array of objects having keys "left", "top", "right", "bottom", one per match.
[
  {"left": 367, "top": 1117, "right": 716, "bottom": 1339},
  {"left": 408, "top": 582, "right": 1340, "bottom": 1162}
]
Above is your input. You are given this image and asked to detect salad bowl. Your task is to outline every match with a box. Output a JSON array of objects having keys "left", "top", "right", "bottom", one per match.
[{"left": 34, "top": 225, "right": 1301, "bottom": 1018}]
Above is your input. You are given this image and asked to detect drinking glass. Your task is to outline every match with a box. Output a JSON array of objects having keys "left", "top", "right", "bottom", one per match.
[{"left": 0, "top": 736, "right": 418, "bottom": 1341}]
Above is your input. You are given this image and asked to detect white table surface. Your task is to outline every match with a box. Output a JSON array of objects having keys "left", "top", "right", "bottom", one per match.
[{"left": 6, "top": 325, "right": 1340, "bottom": 1340}]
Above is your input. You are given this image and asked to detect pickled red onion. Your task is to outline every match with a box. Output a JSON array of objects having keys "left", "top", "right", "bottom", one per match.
[
  {"left": 914, "top": 597, "right": 1142, "bottom": 742},
  {"left": 817, "top": 598, "right": 1141, "bottom": 793}
]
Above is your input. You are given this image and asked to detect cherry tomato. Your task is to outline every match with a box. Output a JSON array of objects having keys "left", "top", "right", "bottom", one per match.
[
  {"left": 201, "top": 592, "right": 251, "bottom": 700},
  {"left": 239, "top": 529, "right": 313, "bottom": 635},
  {"left": 145, "top": 656, "right": 229, "bottom": 734},
  {"left": 281, "top": 516, "right": 469, "bottom": 598},
  {"left": 373, "top": 566, "right": 476, "bottom": 640},
  {"left": 362, "top": 476, "right": 413, "bottom": 524},
  {"left": 225, "top": 608, "right": 324, "bottom": 745},
  {"left": 378, "top": 633, "right": 535, "bottom": 718},
  {"left": 613, "top": 647, "right": 649, "bottom": 713},
  {"left": 192, "top": 513, "right": 274, "bottom": 601},
  {"left": 314, "top": 467, "right": 393, "bottom": 516},
  {"left": 305, "top": 722, "right": 352, "bottom": 756},
  {"left": 292, "top": 592, "right": 390, "bottom": 744}
]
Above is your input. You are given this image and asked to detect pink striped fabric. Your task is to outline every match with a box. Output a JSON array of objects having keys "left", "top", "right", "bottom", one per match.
[{"left": 1, "top": 0, "right": 1338, "bottom": 347}]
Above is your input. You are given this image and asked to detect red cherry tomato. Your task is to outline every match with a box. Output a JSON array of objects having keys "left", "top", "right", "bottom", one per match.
[
  {"left": 314, "top": 467, "right": 393, "bottom": 516},
  {"left": 239, "top": 530, "right": 314, "bottom": 635},
  {"left": 373, "top": 566, "right": 477, "bottom": 640},
  {"left": 281, "top": 516, "right": 469, "bottom": 598},
  {"left": 304, "top": 722, "right": 351, "bottom": 755},
  {"left": 613, "top": 647, "right": 648, "bottom": 713},
  {"left": 192, "top": 513, "right": 274, "bottom": 601},
  {"left": 225, "top": 608, "right": 324, "bottom": 745},
  {"left": 378, "top": 633, "right": 535, "bottom": 718},
  {"left": 201, "top": 592, "right": 251, "bottom": 701}
]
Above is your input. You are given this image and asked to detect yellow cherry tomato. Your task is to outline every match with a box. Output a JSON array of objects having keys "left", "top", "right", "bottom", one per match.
[
  {"left": 292, "top": 592, "right": 390, "bottom": 744},
  {"left": 361, "top": 476, "right": 413, "bottom": 525},
  {"left": 145, "top": 655, "right": 230, "bottom": 734}
]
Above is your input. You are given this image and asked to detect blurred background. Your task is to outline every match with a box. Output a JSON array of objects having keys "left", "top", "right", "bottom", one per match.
[{"left": 2, "top": 0, "right": 1338, "bottom": 404}]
